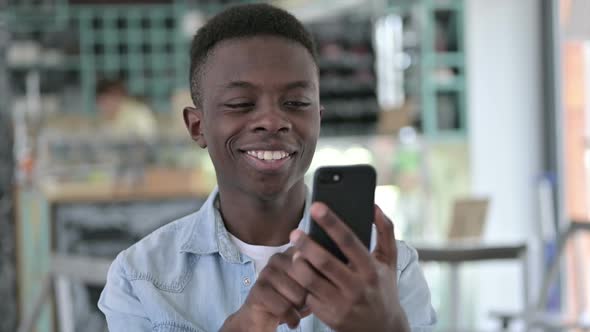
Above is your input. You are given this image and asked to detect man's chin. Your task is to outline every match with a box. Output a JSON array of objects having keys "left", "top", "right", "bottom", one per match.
[
  {"left": 252, "top": 182, "right": 291, "bottom": 200},
  {"left": 246, "top": 177, "right": 305, "bottom": 201}
]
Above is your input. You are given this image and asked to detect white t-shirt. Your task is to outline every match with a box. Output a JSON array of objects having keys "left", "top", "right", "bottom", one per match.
[{"left": 229, "top": 233, "right": 291, "bottom": 276}]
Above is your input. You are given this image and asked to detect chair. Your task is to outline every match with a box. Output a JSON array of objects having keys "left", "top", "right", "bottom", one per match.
[
  {"left": 17, "top": 253, "right": 112, "bottom": 332},
  {"left": 412, "top": 198, "right": 532, "bottom": 331},
  {"left": 491, "top": 220, "right": 590, "bottom": 331}
]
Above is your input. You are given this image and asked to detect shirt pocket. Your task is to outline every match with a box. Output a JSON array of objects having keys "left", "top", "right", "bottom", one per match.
[
  {"left": 153, "top": 321, "right": 206, "bottom": 332},
  {"left": 127, "top": 254, "right": 198, "bottom": 293}
]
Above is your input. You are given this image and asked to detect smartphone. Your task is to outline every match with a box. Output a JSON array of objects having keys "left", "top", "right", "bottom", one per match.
[{"left": 309, "top": 164, "right": 376, "bottom": 263}]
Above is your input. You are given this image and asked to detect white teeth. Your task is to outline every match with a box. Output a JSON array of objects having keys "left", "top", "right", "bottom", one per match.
[{"left": 246, "top": 150, "right": 290, "bottom": 161}]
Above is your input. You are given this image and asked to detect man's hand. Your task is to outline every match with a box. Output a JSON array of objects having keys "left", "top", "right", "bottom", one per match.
[
  {"left": 288, "top": 203, "right": 410, "bottom": 332},
  {"left": 220, "top": 248, "right": 310, "bottom": 332}
]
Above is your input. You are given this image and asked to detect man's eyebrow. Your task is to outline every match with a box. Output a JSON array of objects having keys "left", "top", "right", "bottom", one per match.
[
  {"left": 282, "top": 80, "right": 315, "bottom": 90},
  {"left": 218, "top": 80, "right": 256, "bottom": 89},
  {"left": 216, "top": 80, "right": 316, "bottom": 90}
]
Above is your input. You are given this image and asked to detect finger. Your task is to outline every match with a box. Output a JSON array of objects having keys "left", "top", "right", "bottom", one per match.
[
  {"left": 308, "top": 202, "right": 372, "bottom": 271},
  {"left": 261, "top": 262, "right": 307, "bottom": 308},
  {"left": 289, "top": 253, "right": 343, "bottom": 302},
  {"left": 290, "top": 230, "right": 357, "bottom": 291},
  {"left": 257, "top": 281, "right": 302, "bottom": 328},
  {"left": 278, "top": 306, "right": 301, "bottom": 329},
  {"left": 284, "top": 246, "right": 297, "bottom": 257},
  {"left": 297, "top": 305, "right": 311, "bottom": 318},
  {"left": 372, "top": 205, "right": 397, "bottom": 267},
  {"left": 305, "top": 293, "right": 338, "bottom": 328}
]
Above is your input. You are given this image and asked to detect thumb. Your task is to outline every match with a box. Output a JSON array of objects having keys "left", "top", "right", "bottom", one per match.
[{"left": 373, "top": 205, "right": 397, "bottom": 267}]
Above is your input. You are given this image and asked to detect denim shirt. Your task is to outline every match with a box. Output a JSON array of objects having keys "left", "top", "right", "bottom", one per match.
[{"left": 98, "top": 188, "right": 436, "bottom": 331}]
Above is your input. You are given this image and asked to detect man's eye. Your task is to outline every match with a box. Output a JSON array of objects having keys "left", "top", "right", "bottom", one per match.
[
  {"left": 285, "top": 101, "right": 311, "bottom": 108},
  {"left": 224, "top": 103, "right": 254, "bottom": 109}
]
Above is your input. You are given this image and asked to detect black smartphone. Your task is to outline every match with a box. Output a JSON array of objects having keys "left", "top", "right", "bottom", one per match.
[{"left": 309, "top": 164, "right": 376, "bottom": 263}]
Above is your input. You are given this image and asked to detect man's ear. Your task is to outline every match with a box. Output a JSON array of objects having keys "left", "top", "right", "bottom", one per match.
[
  {"left": 183, "top": 106, "right": 207, "bottom": 148},
  {"left": 319, "top": 105, "right": 325, "bottom": 119}
]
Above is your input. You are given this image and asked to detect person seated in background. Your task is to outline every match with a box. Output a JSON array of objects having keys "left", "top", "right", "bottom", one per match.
[
  {"left": 96, "top": 78, "right": 157, "bottom": 141},
  {"left": 98, "top": 4, "right": 436, "bottom": 331}
]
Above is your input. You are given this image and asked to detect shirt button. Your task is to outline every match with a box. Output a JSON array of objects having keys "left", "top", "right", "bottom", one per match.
[{"left": 243, "top": 277, "right": 251, "bottom": 286}]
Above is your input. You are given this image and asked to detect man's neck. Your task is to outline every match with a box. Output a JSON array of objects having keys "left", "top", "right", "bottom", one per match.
[{"left": 217, "top": 182, "right": 306, "bottom": 246}]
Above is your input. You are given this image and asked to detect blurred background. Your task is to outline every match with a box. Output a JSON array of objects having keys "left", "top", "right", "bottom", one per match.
[{"left": 0, "top": 0, "right": 588, "bottom": 331}]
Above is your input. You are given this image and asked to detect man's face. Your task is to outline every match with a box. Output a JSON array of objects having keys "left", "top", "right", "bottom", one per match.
[
  {"left": 97, "top": 90, "right": 124, "bottom": 119},
  {"left": 185, "top": 36, "right": 321, "bottom": 198}
]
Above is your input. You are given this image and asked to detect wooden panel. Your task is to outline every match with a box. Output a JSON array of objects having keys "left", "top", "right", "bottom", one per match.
[
  {"left": 561, "top": 39, "right": 590, "bottom": 323},
  {"left": 17, "top": 190, "right": 53, "bottom": 332},
  {"left": 563, "top": 42, "right": 587, "bottom": 219}
]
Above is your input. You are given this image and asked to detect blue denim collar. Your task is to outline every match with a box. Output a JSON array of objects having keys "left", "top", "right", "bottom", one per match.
[{"left": 179, "top": 186, "right": 311, "bottom": 264}]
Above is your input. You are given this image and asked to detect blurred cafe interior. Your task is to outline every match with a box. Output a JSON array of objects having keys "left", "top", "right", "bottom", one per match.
[{"left": 1, "top": 0, "right": 590, "bottom": 331}]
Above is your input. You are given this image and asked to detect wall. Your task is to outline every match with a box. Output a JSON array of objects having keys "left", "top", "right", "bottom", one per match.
[
  {"left": 465, "top": 0, "right": 543, "bottom": 329},
  {"left": 0, "top": 18, "right": 18, "bottom": 332}
]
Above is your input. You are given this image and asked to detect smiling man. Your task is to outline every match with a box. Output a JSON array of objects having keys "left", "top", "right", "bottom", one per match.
[{"left": 98, "top": 4, "right": 436, "bottom": 332}]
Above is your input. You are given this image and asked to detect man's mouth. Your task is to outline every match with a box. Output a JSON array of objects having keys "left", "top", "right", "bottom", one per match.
[
  {"left": 240, "top": 149, "right": 296, "bottom": 172},
  {"left": 244, "top": 150, "right": 291, "bottom": 161}
]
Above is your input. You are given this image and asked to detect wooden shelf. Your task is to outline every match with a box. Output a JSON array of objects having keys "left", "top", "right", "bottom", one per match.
[{"left": 41, "top": 168, "right": 212, "bottom": 203}]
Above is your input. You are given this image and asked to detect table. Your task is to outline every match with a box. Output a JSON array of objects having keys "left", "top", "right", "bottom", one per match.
[{"left": 413, "top": 243, "right": 529, "bottom": 332}]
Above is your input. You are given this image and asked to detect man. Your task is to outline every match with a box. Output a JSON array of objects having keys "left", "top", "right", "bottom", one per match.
[
  {"left": 96, "top": 78, "right": 157, "bottom": 141},
  {"left": 98, "top": 4, "right": 436, "bottom": 331}
]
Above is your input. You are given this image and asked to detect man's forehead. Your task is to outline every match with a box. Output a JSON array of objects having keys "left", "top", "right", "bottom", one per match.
[
  {"left": 214, "top": 79, "right": 317, "bottom": 92},
  {"left": 205, "top": 36, "right": 317, "bottom": 73},
  {"left": 210, "top": 35, "right": 310, "bottom": 56},
  {"left": 203, "top": 42, "right": 317, "bottom": 90}
]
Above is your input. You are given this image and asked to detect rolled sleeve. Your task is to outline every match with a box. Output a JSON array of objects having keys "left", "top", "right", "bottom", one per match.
[
  {"left": 98, "top": 253, "right": 152, "bottom": 332},
  {"left": 397, "top": 242, "right": 437, "bottom": 331}
]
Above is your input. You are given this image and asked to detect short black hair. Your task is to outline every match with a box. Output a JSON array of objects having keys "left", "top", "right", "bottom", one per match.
[
  {"left": 96, "top": 78, "right": 126, "bottom": 97},
  {"left": 188, "top": 3, "right": 318, "bottom": 107}
]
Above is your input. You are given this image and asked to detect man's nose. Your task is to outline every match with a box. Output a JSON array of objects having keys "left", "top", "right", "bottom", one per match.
[{"left": 249, "top": 103, "right": 292, "bottom": 134}]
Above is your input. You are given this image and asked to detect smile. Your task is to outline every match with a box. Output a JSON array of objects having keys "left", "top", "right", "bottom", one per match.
[
  {"left": 241, "top": 149, "right": 295, "bottom": 173},
  {"left": 245, "top": 150, "right": 291, "bottom": 161}
]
